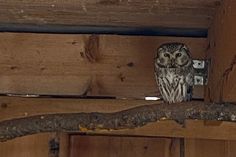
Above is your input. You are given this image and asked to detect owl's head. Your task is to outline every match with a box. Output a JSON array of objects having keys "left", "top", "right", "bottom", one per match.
[{"left": 155, "top": 42, "right": 192, "bottom": 68}]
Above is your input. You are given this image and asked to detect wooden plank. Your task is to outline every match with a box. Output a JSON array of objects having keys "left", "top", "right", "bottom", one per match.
[
  {"left": 185, "top": 139, "right": 236, "bottom": 157},
  {"left": 0, "top": 0, "right": 220, "bottom": 29},
  {"left": 0, "top": 133, "right": 51, "bottom": 157},
  {"left": 0, "top": 132, "right": 69, "bottom": 157},
  {"left": 0, "top": 33, "right": 207, "bottom": 99},
  {"left": 70, "top": 135, "right": 180, "bottom": 157},
  {"left": 206, "top": 0, "right": 236, "bottom": 102},
  {"left": 2, "top": 97, "right": 236, "bottom": 140},
  {"left": 59, "top": 133, "right": 70, "bottom": 157}
]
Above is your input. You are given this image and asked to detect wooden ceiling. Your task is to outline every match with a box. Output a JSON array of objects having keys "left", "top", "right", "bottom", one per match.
[{"left": 0, "top": 0, "right": 221, "bottom": 29}]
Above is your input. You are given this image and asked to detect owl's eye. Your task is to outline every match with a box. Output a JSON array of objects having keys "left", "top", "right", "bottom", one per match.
[
  {"left": 176, "top": 53, "right": 182, "bottom": 57},
  {"left": 164, "top": 53, "right": 170, "bottom": 57}
]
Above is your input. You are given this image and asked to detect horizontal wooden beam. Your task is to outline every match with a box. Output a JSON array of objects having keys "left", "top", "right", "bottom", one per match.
[
  {"left": 0, "top": 33, "right": 207, "bottom": 99},
  {"left": 1, "top": 97, "right": 236, "bottom": 141},
  {"left": 0, "top": 0, "right": 221, "bottom": 29}
]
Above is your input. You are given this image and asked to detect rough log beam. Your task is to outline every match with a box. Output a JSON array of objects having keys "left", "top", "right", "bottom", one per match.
[
  {"left": 1, "top": 100, "right": 236, "bottom": 142},
  {"left": 206, "top": 0, "right": 236, "bottom": 102},
  {"left": 0, "top": 0, "right": 221, "bottom": 29}
]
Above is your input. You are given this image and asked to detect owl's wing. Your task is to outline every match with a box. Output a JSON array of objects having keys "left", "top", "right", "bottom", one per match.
[
  {"left": 154, "top": 67, "right": 169, "bottom": 101},
  {"left": 186, "top": 67, "right": 194, "bottom": 101}
]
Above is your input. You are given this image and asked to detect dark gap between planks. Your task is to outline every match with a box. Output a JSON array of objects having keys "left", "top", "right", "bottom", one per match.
[{"left": 0, "top": 24, "right": 207, "bottom": 37}]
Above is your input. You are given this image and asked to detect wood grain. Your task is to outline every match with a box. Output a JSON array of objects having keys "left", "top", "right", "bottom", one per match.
[
  {"left": 0, "top": 133, "right": 51, "bottom": 157},
  {"left": 70, "top": 135, "right": 180, "bottom": 157},
  {"left": 59, "top": 133, "right": 70, "bottom": 157},
  {"left": 0, "top": 0, "right": 221, "bottom": 29},
  {"left": 185, "top": 139, "right": 236, "bottom": 157},
  {"left": 0, "top": 132, "right": 69, "bottom": 157},
  {"left": 206, "top": 0, "right": 236, "bottom": 102},
  {"left": 0, "top": 33, "right": 207, "bottom": 99}
]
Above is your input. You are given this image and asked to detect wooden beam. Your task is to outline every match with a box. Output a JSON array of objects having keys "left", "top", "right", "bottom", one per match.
[
  {"left": 0, "top": 0, "right": 221, "bottom": 29},
  {"left": 1, "top": 97, "right": 236, "bottom": 141},
  {"left": 0, "top": 33, "right": 207, "bottom": 99},
  {"left": 190, "top": 1, "right": 236, "bottom": 154},
  {"left": 206, "top": 0, "right": 236, "bottom": 102}
]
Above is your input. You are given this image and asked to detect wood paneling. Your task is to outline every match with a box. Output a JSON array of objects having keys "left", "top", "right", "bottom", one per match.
[
  {"left": 206, "top": 0, "right": 236, "bottom": 102},
  {"left": 0, "top": 133, "right": 51, "bottom": 157},
  {"left": 70, "top": 135, "right": 180, "bottom": 157},
  {"left": 0, "top": 0, "right": 220, "bottom": 29},
  {"left": 185, "top": 139, "right": 236, "bottom": 157},
  {"left": 59, "top": 133, "right": 70, "bottom": 157},
  {"left": 0, "top": 33, "right": 207, "bottom": 99},
  {"left": 1, "top": 97, "right": 236, "bottom": 140},
  {"left": 0, "top": 133, "right": 69, "bottom": 157}
]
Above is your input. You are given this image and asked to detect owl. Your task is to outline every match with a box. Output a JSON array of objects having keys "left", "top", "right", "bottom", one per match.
[{"left": 154, "top": 42, "right": 194, "bottom": 103}]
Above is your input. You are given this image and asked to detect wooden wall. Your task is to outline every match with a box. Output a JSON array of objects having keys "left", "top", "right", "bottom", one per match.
[
  {"left": 0, "top": 33, "right": 206, "bottom": 99},
  {"left": 185, "top": 139, "right": 236, "bottom": 157},
  {"left": 70, "top": 136, "right": 180, "bottom": 157},
  {"left": 0, "top": 33, "right": 206, "bottom": 157},
  {"left": 69, "top": 136, "right": 236, "bottom": 157},
  {"left": 0, "top": 133, "right": 69, "bottom": 157},
  {"left": 0, "top": 133, "right": 53, "bottom": 157},
  {"left": 1, "top": 0, "right": 236, "bottom": 157},
  {"left": 2, "top": 134, "right": 236, "bottom": 157}
]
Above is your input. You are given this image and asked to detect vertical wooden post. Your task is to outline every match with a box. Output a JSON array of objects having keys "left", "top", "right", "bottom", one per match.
[
  {"left": 186, "top": 1, "right": 236, "bottom": 157},
  {"left": 206, "top": 0, "right": 236, "bottom": 102},
  {"left": 59, "top": 133, "right": 70, "bottom": 157}
]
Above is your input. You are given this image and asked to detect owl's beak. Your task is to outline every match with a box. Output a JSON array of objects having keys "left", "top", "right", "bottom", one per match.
[
  {"left": 170, "top": 59, "right": 176, "bottom": 68},
  {"left": 171, "top": 59, "right": 175, "bottom": 65}
]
